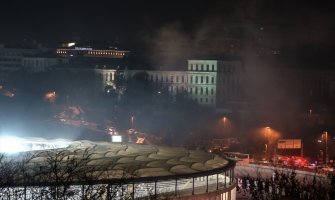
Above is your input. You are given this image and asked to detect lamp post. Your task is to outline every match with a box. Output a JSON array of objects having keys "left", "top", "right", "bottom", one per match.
[
  {"left": 223, "top": 117, "right": 227, "bottom": 126},
  {"left": 266, "top": 127, "right": 270, "bottom": 161},
  {"left": 131, "top": 116, "right": 135, "bottom": 129},
  {"left": 322, "top": 131, "right": 328, "bottom": 165}
]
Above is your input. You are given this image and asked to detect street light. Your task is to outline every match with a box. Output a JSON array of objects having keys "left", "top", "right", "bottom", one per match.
[
  {"left": 322, "top": 131, "right": 329, "bottom": 165},
  {"left": 265, "top": 127, "right": 270, "bottom": 161},
  {"left": 223, "top": 117, "right": 227, "bottom": 126},
  {"left": 131, "top": 116, "right": 135, "bottom": 129}
]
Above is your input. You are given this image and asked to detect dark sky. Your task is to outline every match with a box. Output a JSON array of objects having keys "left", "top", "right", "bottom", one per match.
[
  {"left": 1, "top": 0, "right": 335, "bottom": 57},
  {"left": 0, "top": 1, "right": 215, "bottom": 45}
]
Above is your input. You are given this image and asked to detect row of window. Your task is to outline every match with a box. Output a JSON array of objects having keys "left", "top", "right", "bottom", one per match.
[
  {"left": 22, "top": 59, "right": 62, "bottom": 67},
  {"left": 0, "top": 57, "right": 21, "bottom": 62},
  {"left": 217, "top": 88, "right": 241, "bottom": 96},
  {"left": 196, "top": 97, "right": 215, "bottom": 104},
  {"left": 189, "top": 87, "right": 215, "bottom": 95},
  {"left": 217, "top": 65, "right": 241, "bottom": 73},
  {"left": 219, "top": 76, "right": 240, "bottom": 85},
  {"left": 87, "top": 51, "right": 125, "bottom": 56},
  {"left": 56, "top": 50, "right": 125, "bottom": 56},
  {"left": 104, "top": 72, "right": 115, "bottom": 82},
  {"left": 189, "top": 64, "right": 216, "bottom": 72},
  {"left": 149, "top": 74, "right": 216, "bottom": 84},
  {"left": 169, "top": 86, "right": 215, "bottom": 96}
]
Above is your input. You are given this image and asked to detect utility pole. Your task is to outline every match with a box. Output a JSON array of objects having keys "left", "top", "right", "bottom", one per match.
[
  {"left": 131, "top": 116, "right": 135, "bottom": 129},
  {"left": 325, "top": 131, "right": 328, "bottom": 164}
]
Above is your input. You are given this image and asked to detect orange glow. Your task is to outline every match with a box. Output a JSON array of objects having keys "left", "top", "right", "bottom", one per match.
[
  {"left": 136, "top": 137, "right": 145, "bottom": 144},
  {"left": 44, "top": 91, "right": 57, "bottom": 102}
]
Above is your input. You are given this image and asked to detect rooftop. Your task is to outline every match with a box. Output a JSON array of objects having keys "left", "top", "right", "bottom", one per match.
[{"left": 7, "top": 138, "right": 232, "bottom": 184}]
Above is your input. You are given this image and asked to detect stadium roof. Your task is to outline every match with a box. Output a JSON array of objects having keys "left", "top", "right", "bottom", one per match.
[{"left": 10, "top": 138, "right": 232, "bottom": 184}]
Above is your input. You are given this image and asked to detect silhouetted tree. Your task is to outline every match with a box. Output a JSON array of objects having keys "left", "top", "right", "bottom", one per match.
[
  {"left": 237, "top": 170, "right": 335, "bottom": 200},
  {"left": 0, "top": 149, "right": 135, "bottom": 200}
]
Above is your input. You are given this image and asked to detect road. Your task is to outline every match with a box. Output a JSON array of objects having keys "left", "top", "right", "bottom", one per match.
[{"left": 235, "top": 163, "right": 327, "bottom": 182}]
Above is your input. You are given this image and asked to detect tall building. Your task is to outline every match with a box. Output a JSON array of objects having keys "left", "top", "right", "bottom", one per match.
[{"left": 216, "top": 61, "right": 245, "bottom": 110}]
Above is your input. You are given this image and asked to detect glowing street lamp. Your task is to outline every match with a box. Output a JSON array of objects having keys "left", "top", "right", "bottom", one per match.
[
  {"left": 265, "top": 127, "right": 271, "bottom": 161},
  {"left": 222, "top": 117, "right": 227, "bottom": 126},
  {"left": 322, "top": 131, "right": 329, "bottom": 164},
  {"left": 44, "top": 91, "right": 57, "bottom": 103}
]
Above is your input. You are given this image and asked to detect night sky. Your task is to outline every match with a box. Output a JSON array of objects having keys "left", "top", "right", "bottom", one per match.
[
  {"left": 1, "top": 0, "right": 335, "bottom": 64},
  {"left": 0, "top": 1, "right": 213, "bottom": 45}
]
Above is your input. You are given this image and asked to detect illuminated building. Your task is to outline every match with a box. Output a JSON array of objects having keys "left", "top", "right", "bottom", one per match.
[
  {"left": 146, "top": 60, "right": 218, "bottom": 106},
  {"left": 98, "top": 60, "right": 243, "bottom": 107},
  {"left": 120, "top": 60, "right": 217, "bottom": 106},
  {"left": 55, "top": 42, "right": 129, "bottom": 59},
  {"left": 0, "top": 137, "right": 236, "bottom": 200}
]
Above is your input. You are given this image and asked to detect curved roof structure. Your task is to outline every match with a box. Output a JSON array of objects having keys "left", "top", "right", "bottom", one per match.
[{"left": 9, "top": 139, "right": 233, "bottom": 184}]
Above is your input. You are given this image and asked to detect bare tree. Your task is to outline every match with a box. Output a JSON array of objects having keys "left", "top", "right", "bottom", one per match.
[{"left": 0, "top": 147, "right": 176, "bottom": 200}]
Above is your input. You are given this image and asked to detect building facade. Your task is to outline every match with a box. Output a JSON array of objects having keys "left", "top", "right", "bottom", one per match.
[
  {"left": 55, "top": 42, "right": 129, "bottom": 59},
  {"left": 96, "top": 59, "right": 246, "bottom": 107},
  {"left": 216, "top": 61, "right": 245, "bottom": 109},
  {"left": 120, "top": 61, "right": 217, "bottom": 106},
  {"left": 22, "top": 56, "right": 68, "bottom": 72},
  {"left": 0, "top": 44, "right": 49, "bottom": 83}
]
